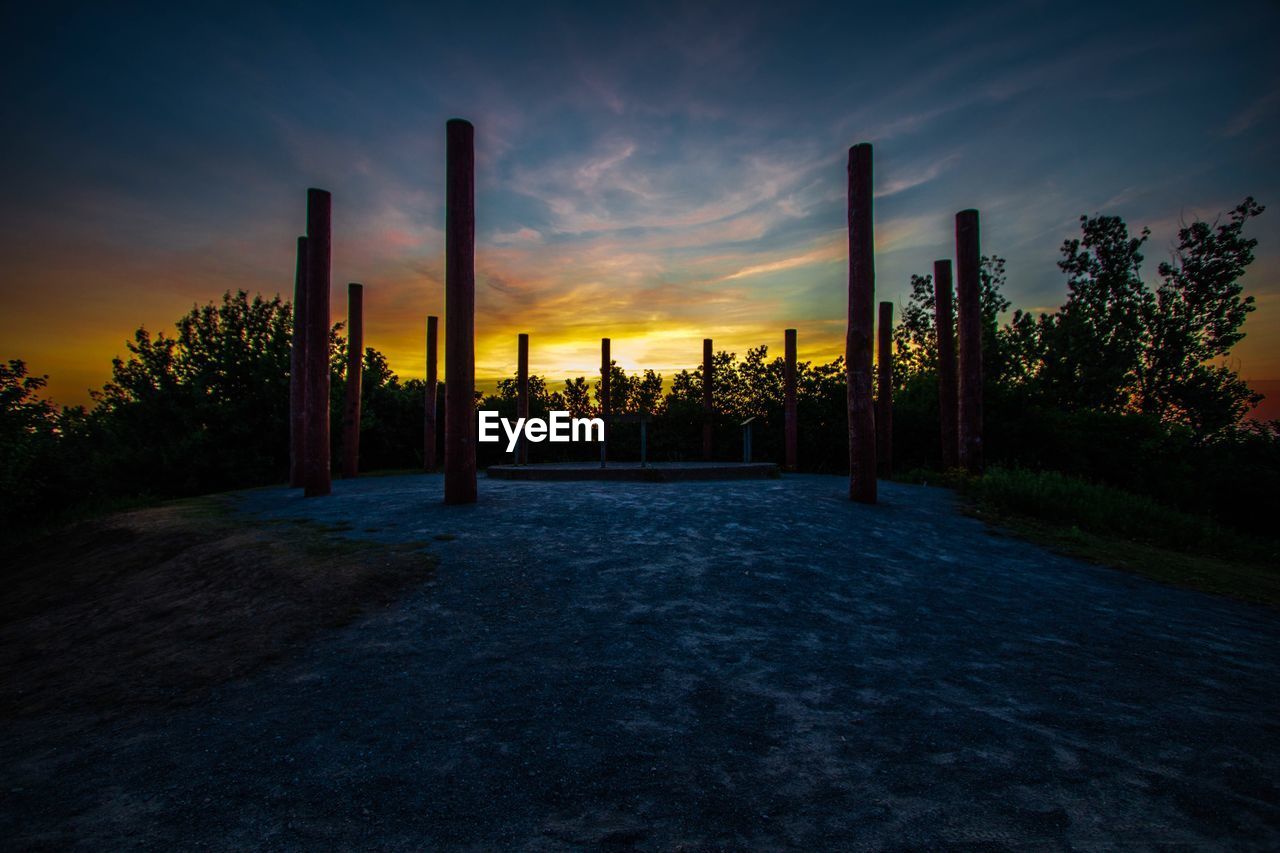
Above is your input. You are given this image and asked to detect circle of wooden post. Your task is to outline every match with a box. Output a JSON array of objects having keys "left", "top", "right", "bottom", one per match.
[
  {"left": 444, "top": 119, "right": 477, "bottom": 504},
  {"left": 955, "top": 210, "right": 984, "bottom": 474},
  {"left": 702, "top": 338, "right": 714, "bottom": 460},
  {"left": 341, "top": 283, "right": 363, "bottom": 479},
  {"left": 600, "top": 337, "right": 611, "bottom": 467},
  {"left": 784, "top": 328, "right": 797, "bottom": 471},
  {"left": 876, "top": 301, "right": 893, "bottom": 479},
  {"left": 845, "top": 144, "right": 877, "bottom": 504},
  {"left": 517, "top": 333, "right": 529, "bottom": 465},
  {"left": 933, "top": 260, "right": 959, "bottom": 469},
  {"left": 289, "top": 235, "right": 308, "bottom": 488},
  {"left": 424, "top": 315, "right": 438, "bottom": 471},
  {"left": 303, "top": 189, "right": 332, "bottom": 498}
]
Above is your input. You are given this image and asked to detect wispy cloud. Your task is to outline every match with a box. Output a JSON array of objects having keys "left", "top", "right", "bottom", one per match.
[
  {"left": 1222, "top": 89, "right": 1279, "bottom": 138},
  {"left": 5, "top": 0, "right": 1279, "bottom": 407}
]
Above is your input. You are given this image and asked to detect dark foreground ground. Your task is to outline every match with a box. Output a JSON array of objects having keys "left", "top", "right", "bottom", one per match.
[{"left": 2, "top": 474, "right": 1278, "bottom": 849}]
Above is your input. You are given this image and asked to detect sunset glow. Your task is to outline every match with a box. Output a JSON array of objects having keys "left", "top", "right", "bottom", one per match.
[{"left": 2, "top": 3, "right": 1276, "bottom": 405}]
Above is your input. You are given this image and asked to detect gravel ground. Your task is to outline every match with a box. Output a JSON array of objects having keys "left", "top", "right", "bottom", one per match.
[{"left": 3, "top": 472, "right": 1278, "bottom": 849}]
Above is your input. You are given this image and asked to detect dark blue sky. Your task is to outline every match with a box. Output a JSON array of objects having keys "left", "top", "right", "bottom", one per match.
[{"left": 2, "top": 0, "right": 1277, "bottom": 402}]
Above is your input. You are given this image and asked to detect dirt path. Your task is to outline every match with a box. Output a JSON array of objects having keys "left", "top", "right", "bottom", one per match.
[{"left": 3, "top": 474, "right": 1277, "bottom": 848}]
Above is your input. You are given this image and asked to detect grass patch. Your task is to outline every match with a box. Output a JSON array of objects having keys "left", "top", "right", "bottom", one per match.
[
  {"left": 922, "top": 466, "right": 1280, "bottom": 607},
  {"left": 0, "top": 497, "right": 437, "bottom": 724}
]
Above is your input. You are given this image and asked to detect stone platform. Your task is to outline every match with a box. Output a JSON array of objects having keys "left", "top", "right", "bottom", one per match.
[{"left": 486, "top": 461, "right": 780, "bottom": 481}]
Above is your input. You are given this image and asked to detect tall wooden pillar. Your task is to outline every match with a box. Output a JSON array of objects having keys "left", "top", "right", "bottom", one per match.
[
  {"left": 444, "top": 118, "right": 477, "bottom": 504},
  {"left": 289, "top": 235, "right": 308, "bottom": 488},
  {"left": 424, "top": 315, "right": 438, "bottom": 471},
  {"left": 342, "top": 283, "right": 363, "bottom": 479},
  {"left": 784, "top": 328, "right": 797, "bottom": 471},
  {"left": 702, "top": 338, "right": 714, "bottom": 460},
  {"left": 876, "top": 301, "right": 894, "bottom": 479},
  {"left": 933, "top": 260, "right": 959, "bottom": 469},
  {"left": 517, "top": 333, "right": 529, "bottom": 465},
  {"left": 846, "top": 144, "right": 877, "bottom": 503},
  {"left": 955, "top": 209, "right": 984, "bottom": 474},
  {"left": 601, "top": 337, "right": 611, "bottom": 461},
  {"left": 303, "top": 189, "right": 332, "bottom": 498}
]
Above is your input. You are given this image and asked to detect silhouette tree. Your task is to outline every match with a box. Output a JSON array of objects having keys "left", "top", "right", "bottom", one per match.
[
  {"left": 1138, "top": 198, "right": 1264, "bottom": 432},
  {"left": 894, "top": 256, "right": 1011, "bottom": 387},
  {"left": 91, "top": 291, "right": 294, "bottom": 493},
  {"left": 893, "top": 273, "right": 939, "bottom": 385},
  {"left": 561, "top": 377, "right": 592, "bottom": 418},
  {"left": 0, "top": 360, "right": 61, "bottom": 525},
  {"left": 1035, "top": 215, "right": 1152, "bottom": 410}
]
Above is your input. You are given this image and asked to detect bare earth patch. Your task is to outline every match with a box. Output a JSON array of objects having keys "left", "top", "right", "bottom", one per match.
[{"left": 0, "top": 496, "right": 435, "bottom": 725}]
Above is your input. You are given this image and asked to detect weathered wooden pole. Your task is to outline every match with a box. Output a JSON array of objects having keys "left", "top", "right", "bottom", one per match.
[
  {"left": 289, "top": 235, "right": 308, "bottom": 488},
  {"left": 784, "top": 328, "right": 797, "bottom": 471},
  {"left": 444, "top": 118, "right": 477, "bottom": 504},
  {"left": 877, "top": 301, "right": 894, "bottom": 479},
  {"left": 517, "top": 332, "right": 529, "bottom": 465},
  {"left": 303, "top": 189, "right": 332, "bottom": 498},
  {"left": 702, "top": 338, "right": 714, "bottom": 460},
  {"left": 600, "top": 337, "right": 611, "bottom": 467},
  {"left": 846, "top": 143, "right": 877, "bottom": 503},
  {"left": 933, "top": 260, "right": 959, "bottom": 469},
  {"left": 424, "top": 315, "right": 438, "bottom": 471},
  {"left": 341, "top": 283, "right": 363, "bottom": 479},
  {"left": 955, "top": 209, "right": 984, "bottom": 474}
]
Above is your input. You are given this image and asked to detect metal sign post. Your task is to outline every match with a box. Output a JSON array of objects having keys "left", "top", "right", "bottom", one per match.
[{"left": 740, "top": 416, "right": 757, "bottom": 463}]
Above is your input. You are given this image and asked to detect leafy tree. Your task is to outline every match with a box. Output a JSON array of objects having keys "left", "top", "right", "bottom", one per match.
[
  {"left": 593, "top": 362, "right": 635, "bottom": 413},
  {"left": 1003, "top": 307, "right": 1044, "bottom": 388},
  {"left": 496, "top": 374, "right": 551, "bottom": 408},
  {"left": 735, "top": 345, "right": 784, "bottom": 420},
  {"left": 632, "top": 370, "right": 665, "bottom": 414},
  {"left": 892, "top": 273, "right": 938, "bottom": 385},
  {"left": 92, "top": 291, "right": 294, "bottom": 494},
  {"left": 0, "top": 360, "right": 57, "bottom": 442},
  {"left": 1038, "top": 215, "right": 1152, "bottom": 410},
  {"left": 1139, "top": 198, "right": 1265, "bottom": 432},
  {"left": 893, "top": 256, "right": 1012, "bottom": 388},
  {"left": 343, "top": 346, "right": 430, "bottom": 471},
  {"left": 561, "top": 377, "right": 593, "bottom": 417},
  {"left": 0, "top": 360, "right": 62, "bottom": 525},
  {"left": 979, "top": 256, "right": 1013, "bottom": 383},
  {"left": 1001, "top": 200, "right": 1263, "bottom": 432}
]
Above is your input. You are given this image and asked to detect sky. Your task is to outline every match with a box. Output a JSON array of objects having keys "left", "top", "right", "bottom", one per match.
[{"left": 2, "top": 0, "right": 1278, "bottom": 409}]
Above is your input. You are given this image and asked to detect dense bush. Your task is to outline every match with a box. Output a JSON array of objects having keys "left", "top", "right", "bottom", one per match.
[{"left": 964, "top": 467, "right": 1229, "bottom": 551}]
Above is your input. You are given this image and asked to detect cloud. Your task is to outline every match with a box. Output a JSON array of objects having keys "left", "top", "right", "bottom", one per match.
[
  {"left": 491, "top": 226, "right": 544, "bottom": 245},
  {"left": 877, "top": 155, "right": 959, "bottom": 198},
  {"left": 1222, "top": 89, "right": 1280, "bottom": 138},
  {"left": 719, "top": 240, "right": 843, "bottom": 281}
]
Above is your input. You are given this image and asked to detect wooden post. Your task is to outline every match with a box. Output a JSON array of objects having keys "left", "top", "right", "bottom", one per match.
[
  {"left": 846, "top": 144, "right": 877, "bottom": 503},
  {"left": 444, "top": 118, "right": 477, "bottom": 504},
  {"left": 784, "top": 328, "right": 797, "bottom": 471},
  {"left": 517, "top": 332, "right": 529, "bottom": 465},
  {"left": 303, "top": 189, "right": 331, "bottom": 498},
  {"left": 702, "top": 338, "right": 714, "bottom": 460},
  {"left": 877, "top": 301, "right": 894, "bottom": 479},
  {"left": 956, "top": 209, "right": 983, "bottom": 474},
  {"left": 601, "top": 337, "right": 610, "bottom": 467},
  {"left": 424, "top": 315, "right": 438, "bottom": 471},
  {"left": 933, "top": 260, "right": 959, "bottom": 469},
  {"left": 289, "top": 235, "right": 308, "bottom": 488},
  {"left": 342, "top": 283, "right": 363, "bottom": 479}
]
